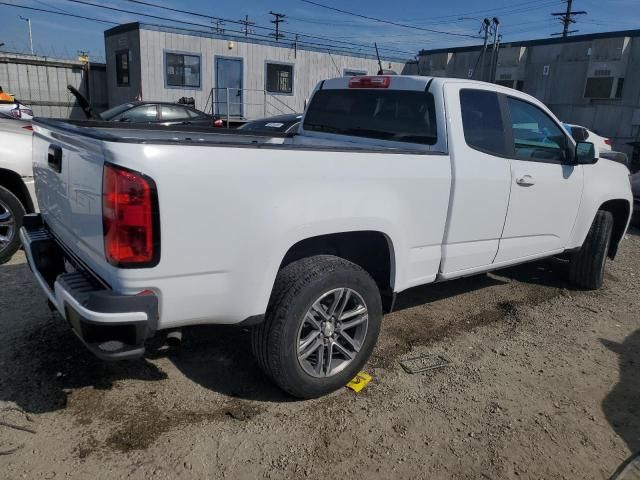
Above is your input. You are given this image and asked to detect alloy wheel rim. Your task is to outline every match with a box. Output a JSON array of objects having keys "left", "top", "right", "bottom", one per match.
[
  {"left": 0, "top": 200, "right": 15, "bottom": 251},
  {"left": 296, "top": 288, "right": 369, "bottom": 378}
]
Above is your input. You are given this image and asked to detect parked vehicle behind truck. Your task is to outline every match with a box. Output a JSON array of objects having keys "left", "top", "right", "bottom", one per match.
[
  {"left": 0, "top": 117, "right": 36, "bottom": 264},
  {"left": 21, "top": 75, "right": 633, "bottom": 398}
]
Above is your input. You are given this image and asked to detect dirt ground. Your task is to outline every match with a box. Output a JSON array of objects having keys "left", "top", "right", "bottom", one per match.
[{"left": 1, "top": 226, "right": 639, "bottom": 480}]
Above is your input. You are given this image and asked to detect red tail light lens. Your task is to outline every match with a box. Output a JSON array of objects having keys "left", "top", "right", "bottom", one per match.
[
  {"left": 348, "top": 76, "right": 391, "bottom": 89},
  {"left": 103, "top": 163, "right": 159, "bottom": 268},
  {"left": 605, "top": 138, "right": 612, "bottom": 146}
]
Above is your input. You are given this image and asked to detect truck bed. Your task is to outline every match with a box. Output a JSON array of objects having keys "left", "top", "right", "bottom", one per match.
[{"left": 32, "top": 118, "right": 434, "bottom": 154}]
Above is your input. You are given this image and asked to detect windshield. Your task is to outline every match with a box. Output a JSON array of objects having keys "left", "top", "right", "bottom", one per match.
[
  {"left": 303, "top": 89, "right": 437, "bottom": 145},
  {"left": 101, "top": 103, "right": 136, "bottom": 120}
]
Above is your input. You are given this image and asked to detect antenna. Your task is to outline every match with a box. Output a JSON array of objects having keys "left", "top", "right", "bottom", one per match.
[{"left": 374, "top": 42, "right": 384, "bottom": 74}]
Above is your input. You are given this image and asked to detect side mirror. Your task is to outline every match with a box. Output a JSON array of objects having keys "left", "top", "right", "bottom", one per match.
[{"left": 575, "top": 141, "right": 597, "bottom": 165}]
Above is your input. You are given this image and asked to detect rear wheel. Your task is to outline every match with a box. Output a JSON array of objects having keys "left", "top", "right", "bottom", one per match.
[
  {"left": 252, "top": 255, "right": 382, "bottom": 399},
  {"left": 0, "top": 186, "right": 25, "bottom": 265},
  {"left": 568, "top": 210, "right": 614, "bottom": 290}
]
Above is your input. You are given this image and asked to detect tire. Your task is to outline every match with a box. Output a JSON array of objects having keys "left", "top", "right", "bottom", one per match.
[
  {"left": 252, "top": 255, "right": 382, "bottom": 399},
  {"left": 0, "top": 186, "right": 26, "bottom": 265},
  {"left": 569, "top": 210, "right": 614, "bottom": 290}
]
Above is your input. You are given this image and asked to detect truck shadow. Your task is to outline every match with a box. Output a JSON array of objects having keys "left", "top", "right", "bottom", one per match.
[
  {"left": 0, "top": 248, "right": 612, "bottom": 411},
  {"left": 0, "top": 262, "right": 168, "bottom": 415},
  {"left": 150, "top": 326, "right": 293, "bottom": 403},
  {"left": 167, "top": 257, "right": 572, "bottom": 401},
  {"left": 601, "top": 329, "right": 640, "bottom": 455}
]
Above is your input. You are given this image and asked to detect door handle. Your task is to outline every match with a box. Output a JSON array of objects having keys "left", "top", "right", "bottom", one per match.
[
  {"left": 48, "top": 144, "right": 62, "bottom": 173},
  {"left": 516, "top": 175, "right": 535, "bottom": 187}
]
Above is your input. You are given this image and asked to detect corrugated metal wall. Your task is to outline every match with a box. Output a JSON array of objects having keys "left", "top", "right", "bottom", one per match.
[{"left": 0, "top": 53, "right": 108, "bottom": 118}]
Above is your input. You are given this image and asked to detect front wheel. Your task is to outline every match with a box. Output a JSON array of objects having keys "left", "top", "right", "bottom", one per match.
[
  {"left": 0, "top": 186, "right": 26, "bottom": 265},
  {"left": 568, "top": 210, "right": 614, "bottom": 290},
  {"left": 252, "top": 255, "right": 382, "bottom": 399}
]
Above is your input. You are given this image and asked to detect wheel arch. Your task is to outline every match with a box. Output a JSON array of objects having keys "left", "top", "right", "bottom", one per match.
[
  {"left": 599, "top": 199, "right": 632, "bottom": 259},
  {"left": 278, "top": 230, "right": 397, "bottom": 312},
  {"left": 0, "top": 168, "right": 34, "bottom": 213}
]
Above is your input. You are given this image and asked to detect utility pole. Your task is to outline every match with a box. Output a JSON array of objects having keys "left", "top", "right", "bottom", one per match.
[
  {"left": 476, "top": 18, "right": 491, "bottom": 81},
  {"left": 78, "top": 50, "right": 91, "bottom": 104},
  {"left": 212, "top": 20, "right": 225, "bottom": 34},
  {"left": 269, "top": 11, "right": 286, "bottom": 41},
  {"left": 551, "top": 0, "right": 586, "bottom": 38},
  {"left": 488, "top": 17, "right": 500, "bottom": 83},
  {"left": 239, "top": 15, "right": 255, "bottom": 37},
  {"left": 19, "top": 16, "right": 33, "bottom": 55}
]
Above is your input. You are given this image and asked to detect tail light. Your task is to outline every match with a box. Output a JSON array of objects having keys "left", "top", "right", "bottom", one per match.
[
  {"left": 102, "top": 163, "right": 160, "bottom": 268},
  {"left": 348, "top": 76, "right": 391, "bottom": 89},
  {"left": 22, "top": 125, "right": 33, "bottom": 131},
  {"left": 605, "top": 138, "right": 612, "bottom": 146},
  {"left": 213, "top": 118, "right": 224, "bottom": 127}
]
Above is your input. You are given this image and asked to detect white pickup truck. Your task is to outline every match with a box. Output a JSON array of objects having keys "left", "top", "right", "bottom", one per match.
[{"left": 21, "top": 76, "right": 633, "bottom": 398}]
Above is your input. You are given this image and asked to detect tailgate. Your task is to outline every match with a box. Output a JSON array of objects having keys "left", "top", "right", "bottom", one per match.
[{"left": 32, "top": 121, "right": 107, "bottom": 276}]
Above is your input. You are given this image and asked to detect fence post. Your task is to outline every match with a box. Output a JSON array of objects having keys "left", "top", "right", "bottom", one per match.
[{"left": 226, "top": 87, "right": 230, "bottom": 125}]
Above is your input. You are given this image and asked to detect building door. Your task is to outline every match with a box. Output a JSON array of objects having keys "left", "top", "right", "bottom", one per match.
[{"left": 215, "top": 57, "right": 243, "bottom": 118}]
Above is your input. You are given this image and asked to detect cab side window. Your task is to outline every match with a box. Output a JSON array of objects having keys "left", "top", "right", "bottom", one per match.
[
  {"left": 460, "top": 89, "right": 508, "bottom": 157},
  {"left": 507, "top": 97, "right": 567, "bottom": 162}
]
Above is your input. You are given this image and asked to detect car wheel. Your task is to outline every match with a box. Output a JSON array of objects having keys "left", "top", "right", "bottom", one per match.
[
  {"left": 0, "top": 186, "right": 26, "bottom": 265},
  {"left": 568, "top": 210, "right": 614, "bottom": 290},
  {"left": 252, "top": 255, "right": 382, "bottom": 399}
]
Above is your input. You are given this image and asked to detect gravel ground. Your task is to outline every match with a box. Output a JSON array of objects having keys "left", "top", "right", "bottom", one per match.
[{"left": 0, "top": 226, "right": 638, "bottom": 479}]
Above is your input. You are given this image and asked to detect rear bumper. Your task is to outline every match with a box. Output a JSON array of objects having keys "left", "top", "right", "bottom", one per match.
[{"left": 19, "top": 214, "right": 158, "bottom": 360}]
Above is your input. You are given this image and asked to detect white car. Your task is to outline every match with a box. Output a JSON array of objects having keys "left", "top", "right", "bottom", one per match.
[
  {"left": 0, "top": 100, "right": 34, "bottom": 120},
  {"left": 21, "top": 76, "right": 633, "bottom": 398},
  {"left": 564, "top": 123, "right": 612, "bottom": 154},
  {"left": 0, "top": 117, "right": 37, "bottom": 263}
]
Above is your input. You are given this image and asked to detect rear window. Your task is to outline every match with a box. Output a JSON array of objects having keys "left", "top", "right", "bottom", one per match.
[{"left": 303, "top": 89, "right": 437, "bottom": 145}]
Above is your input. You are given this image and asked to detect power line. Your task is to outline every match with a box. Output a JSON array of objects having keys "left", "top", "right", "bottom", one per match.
[
  {"left": 402, "top": 0, "right": 563, "bottom": 24},
  {"left": 0, "top": 1, "right": 118, "bottom": 25},
  {"left": 1, "top": 0, "right": 411, "bottom": 60},
  {"left": 298, "top": 0, "right": 482, "bottom": 39},
  {"left": 125, "top": 0, "right": 415, "bottom": 55},
  {"left": 551, "top": 0, "right": 587, "bottom": 37}
]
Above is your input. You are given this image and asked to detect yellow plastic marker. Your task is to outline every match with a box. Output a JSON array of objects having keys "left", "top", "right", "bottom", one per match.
[{"left": 346, "top": 372, "right": 372, "bottom": 393}]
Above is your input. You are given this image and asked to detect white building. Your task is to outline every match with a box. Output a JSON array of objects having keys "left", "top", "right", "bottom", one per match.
[{"left": 104, "top": 23, "right": 407, "bottom": 120}]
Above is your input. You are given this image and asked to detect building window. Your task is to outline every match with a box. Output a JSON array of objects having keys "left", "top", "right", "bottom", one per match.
[
  {"left": 615, "top": 78, "right": 625, "bottom": 99},
  {"left": 115, "top": 50, "right": 130, "bottom": 86},
  {"left": 165, "top": 52, "right": 201, "bottom": 88},
  {"left": 266, "top": 62, "right": 293, "bottom": 94},
  {"left": 495, "top": 80, "right": 514, "bottom": 89},
  {"left": 584, "top": 77, "right": 614, "bottom": 99},
  {"left": 344, "top": 69, "right": 367, "bottom": 76}
]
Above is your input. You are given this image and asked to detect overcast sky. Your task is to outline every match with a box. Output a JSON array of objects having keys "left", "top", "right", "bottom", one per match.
[{"left": 0, "top": 0, "right": 638, "bottom": 62}]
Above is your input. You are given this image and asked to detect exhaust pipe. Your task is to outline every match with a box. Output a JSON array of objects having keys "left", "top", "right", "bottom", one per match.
[{"left": 166, "top": 329, "right": 183, "bottom": 347}]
